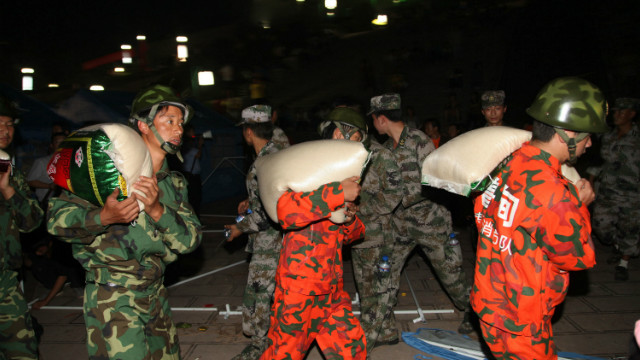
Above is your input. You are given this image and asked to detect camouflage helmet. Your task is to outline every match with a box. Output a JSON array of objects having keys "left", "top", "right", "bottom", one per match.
[
  {"left": 129, "top": 84, "right": 191, "bottom": 128},
  {"left": 318, "top": 107, "right": 368, "bottom": 142},
  {"left": 0, "top": 96, "right": 19, "bottom": 120},
  {"left": 526, "top": 77, "right": 609, "bottom": 133}
]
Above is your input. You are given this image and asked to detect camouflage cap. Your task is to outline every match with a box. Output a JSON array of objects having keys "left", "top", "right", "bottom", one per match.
[
  {"left": 481, "top": 90, "right": 505, "bottom": 108},
  {"left": 612, "top": 98, "right": 640, "bottom": 111},
  {"left": 367, "top": 93, "right": 401, "bottom": 115},
  {"left": 238, "top": 105, "right": 272, "bottom": 126}
]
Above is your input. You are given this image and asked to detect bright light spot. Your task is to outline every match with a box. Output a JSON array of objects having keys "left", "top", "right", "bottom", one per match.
[
  {"left": 372, "top": 14, "right": 388, "bottom": 26},
  {"left": 122, "top": 50, "right": 132, "bottom": 64},
  {"left": 48, "top": 83, "right": 59, "bottom": 88},
  {"left": 296, "top": 0, "right": 305, "bottom": 2},
  {"left": 177, "top": 44, "right": 189, "bottom": 61},
  {"left": 198, "top": 71, "right": 215, "bottom": 86},
  {"left": 89, "top": 85, "right": 104, "bottom": 91},
  {"left": 120, "top": 44, "right": 132, "bottom": 50},
  {"left": 262, "top": 20, "right": 271, "bottom": 29},
  {"left": 325, "top": 0, "right": 337, "bottom": 10},
  {"left": 21, "top": 68, "right": 34, "bottom": 74},
  {"left": 136, "top": 35, "right": 146, "bottom": 40},
  {"left": 114, "top": 67, "right": 125, "bottom": 73},
  {"left": 326, "top": 12, "right": 335, "bottom": 16},
  {"left": 559, "top": 102, "right": 572, "bottom": 122},
  {"left": 22, "top": 76, "right": 33, "bottom": 91},
  {"left": 176, "top": 36, "right": 188, "bottom": 43}
]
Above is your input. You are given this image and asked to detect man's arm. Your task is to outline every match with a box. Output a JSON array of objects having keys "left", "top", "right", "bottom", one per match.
[{"left": 2, "top": 169, "right": 43, "bottom": 233}]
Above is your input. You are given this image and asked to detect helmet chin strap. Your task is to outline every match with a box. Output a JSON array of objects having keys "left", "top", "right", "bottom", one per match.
[
  {"left": 554, "top": 128, "right": 589, "bottom": 165},
  {"left": 146, "top": 104, "right": 184, "bottom": 161}
]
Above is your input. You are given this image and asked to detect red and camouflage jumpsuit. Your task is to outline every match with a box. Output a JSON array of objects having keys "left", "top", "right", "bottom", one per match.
[
  {"left": 260, "top": 181, "right": 367, "bottom": 360},
  {"left": 471, "top": 142, "right": 596, "bottom": 360}
]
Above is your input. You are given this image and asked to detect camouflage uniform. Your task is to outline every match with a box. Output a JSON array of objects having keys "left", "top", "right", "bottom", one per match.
[
  {"left": 0, "top": 168, "right": 42, "bottom": 359},
  {"left": 47, "top": 161, "right": 202, "bottom": 360},
  {"left": 592, "top": 122, "right": 640, "bottom": 258},
  {"left": 260, "top": 182, "right": 367, "bottom": 360},
  {"left": 382, "top": 127, "right": 471, "bottom": 333},
  {"left": 233, "top": 140, "right": 285, "bottom": 360},
  {"left": 271, "top": 127, "right": 290, "bottom": 149},
  {"left": 351, "top": 139, "right": 403, "bottom": 352},
  {"left": 472, "top": 143, "right": 596, "bottom": 359}
]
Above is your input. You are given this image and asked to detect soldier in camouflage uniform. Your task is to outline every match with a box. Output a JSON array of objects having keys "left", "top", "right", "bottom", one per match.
[
  {"left": 48, "top": 85, "right": 202, "bottom": 360},
  {"left": 0, "top": 96, "right": 42, "bottom": 359},
  {"left": 369, "top": 93, "right": 473, "bottom": 338},
  {"left": 472, "top": 77, "right": 606, "bottom": 358},
  {"left": 260, "top": 107, "right": 368, "bottom": 360},
  {"left": 591, "top": 97, "right": 640, "bottom": 281},
  {"left": 224, "top": 105, "right": 285, "bottom": 360}
]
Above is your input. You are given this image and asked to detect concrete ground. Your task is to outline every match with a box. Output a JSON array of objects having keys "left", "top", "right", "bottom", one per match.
[{"left": 27, "top": 197, "right": 640, "bottom": 360}]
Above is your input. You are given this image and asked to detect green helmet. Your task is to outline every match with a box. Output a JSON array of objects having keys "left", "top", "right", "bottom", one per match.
[
  {"left": 0, "top": 96, "right": 19, "bottom": 120},
  {"left": 526, "top": 76, "right": 609, "bottom": 133},
  {"left": 318, "top": 107, "right": 368, "bottom": 142},
  {"left": 129, "top": 84, "right": 192, "bottom": 157}
]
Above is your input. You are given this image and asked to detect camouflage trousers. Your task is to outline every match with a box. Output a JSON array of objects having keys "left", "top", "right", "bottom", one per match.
[
  {"left": 392, "top": 202, "right": 470, "bottom": 311},
  {"left": 591, "top": 196, "right": 640, "bottom": 257},
  {"left": 234, "top": 250, "right": 280, "bottom": 360},
  {"left": 83, "top": 281, "right": 180, "bottom": 360},
  {"left": 479, "top": 319, "right": 556, "bottom": 360},
  {"left": 351, "top": 246, "right": 397, "bottom": 353},
  {"left": 260, "top": 285, "right": 367, "bottom": 360},
  {"left": 0, "top": 271, "right": 38, "bottom": 360}
]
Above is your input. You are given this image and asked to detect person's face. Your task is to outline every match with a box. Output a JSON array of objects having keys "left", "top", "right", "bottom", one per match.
[
  {"left": 481, "top": 105, "right": 507, "bottom": 126},
  {"left": 424, "top": 122, "right": 437, "bottom": 138},
  {"left": 613, "top": 109, "right": 635, "bottom": 127},
  {"left": 447, "top": 124, "right": 459, "bottom": 138},
  {"left": 152, "top": 105, "right": 184, "bottom": 149},
  {"left": 372, "top": 114, "right": 384, "bottom": 134},
  {"left": 566, "top": 132, "right": 592, "bottom": 158},
  {"left": 0, "top": 116, "right": 15, "bottom": 150},
  {"left": 332, "top": 128, "right": 363, "bottom": 142},
  {"left": 242, "top": 126, "right": 253, "bottom": 145}
]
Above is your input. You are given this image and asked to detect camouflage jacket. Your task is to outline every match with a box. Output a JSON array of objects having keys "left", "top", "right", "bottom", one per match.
[
  {"left": 382, "top": 126, "right": 435, "bottom": 209},
  {"left": 596, "top": 123, "right": 640, "bottom": 200},
  {"left": 471, "top": 142, "right": 596, "bottom": 337},
  {"left": 1, "top": 168, "right": 43, "bottom": 271},
  {"left": 353, "top": 139, "right": 403, "bottom": 248},
  {"left": 276, "top": 182, "right": 365, "bottom": 295},
  {"left": 271, "top": 126, "right": 291, "bottom": 149},
  {"left": 236, "top": 140, "right": 284, "bottom": 254},
  {"left": 47, "top": 160, "right": 202, "bottom": 292}
]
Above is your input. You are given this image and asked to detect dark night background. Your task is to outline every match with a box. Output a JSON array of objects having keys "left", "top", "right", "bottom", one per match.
[{"left": 1, "top": 0, "right": 639, "bottom": 129}]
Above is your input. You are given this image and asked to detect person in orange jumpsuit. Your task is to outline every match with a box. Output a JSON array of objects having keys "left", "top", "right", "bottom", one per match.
[
  {"left": 260, "top": 107, "right": 368, "bottom": 360},
  {"left": 471, "top": 77, "right": 609, "bottom": 359}
]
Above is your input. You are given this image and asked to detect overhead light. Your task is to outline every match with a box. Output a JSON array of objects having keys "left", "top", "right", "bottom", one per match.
[
  {"left": 177, "top": 44, "right": 189, "bottom": 61},
  {"left": 296, "top": 0, "right": 305, "bottom": 2},
  {"left": 176, "top": 36, "right": 188, "bottom": 43},
  {"left": 326, "top": 12, "right": 335, "bottom": 16},
  {"left": 21, "top": 68, "right": 34, "bottom": 74},
  {"left": 198, "top": 71, "right": 215, "bottom": 86},
  {"left": 136, "top": 35, "right": 146, "bottom": 40},
  {"left": 89, "top": 85, "right": 104, "bottom": 91},
  {"left": 114, "top": 67, "right": 125, "bottom": 73},
  {"left": 120, "top": 44, "right": 132, "bottom": 50},
  {"left": 122, "top": 50, "right": 132, "bottom": 64},
  {"left": 325, "top": 0, "right": 337, "bottom": 10},
  {"left": 48, "top": 83, "right": 59, "bottom": 88},
  {"left": 262, "top": 20, "right": 271, "bottom": 29},
  {"left": 22, "top": 76, "right": 33, "bottom": 91},
  {"left": 372, "top": 14, "right": 388, "bottom": 26}
]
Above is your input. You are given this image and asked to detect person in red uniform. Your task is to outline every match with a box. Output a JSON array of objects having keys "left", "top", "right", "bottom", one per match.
[
  {"left": 471, "top": 77, "right": 610, "bottom": 359},
  {"left": 260, "top": 108, "right": 368, "bottom": 360}
]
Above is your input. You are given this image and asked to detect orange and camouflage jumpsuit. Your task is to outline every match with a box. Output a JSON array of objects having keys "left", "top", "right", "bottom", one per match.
[
  {"left": 260, "top": 181, "right": 367, "bottom": 360},
  {"left": 471, "top": 142, "right": 596, "bottom": 360}
]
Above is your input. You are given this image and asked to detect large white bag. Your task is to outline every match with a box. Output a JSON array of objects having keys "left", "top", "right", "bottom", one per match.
[
  {"left": 421, "top": 126, "right": 580, "bottom": 196},
  {"left": 255, "top": 139, "right": 370, "bottom": 223}
]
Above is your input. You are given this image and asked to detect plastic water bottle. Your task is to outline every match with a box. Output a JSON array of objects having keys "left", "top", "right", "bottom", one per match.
[
  {"left": 377, "top": 255, "right": 391, "bottom": 274},
  {"left": 448, "top": 233, "right": 463, "bottom": 262},
  {"left": 225, "top": 209, "right": 252, "bottom": 239},
  {"left": 448, "top": 232, "right": 459, "bottom": 246}
]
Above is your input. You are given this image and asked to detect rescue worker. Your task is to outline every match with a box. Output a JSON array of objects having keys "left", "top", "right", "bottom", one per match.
[
  {"left": 260, "top": 107, "right": 368, "bottom": 360},
  {"left": 48, "top": 84, "right": 202, "bottom": 359},
  {"left": 471, "top": 77, "right": 607, "bottom": 359},
  {"left": 0, "top": 96, "right": 42, "bottom": 359},
  {"left": 369, "top": 93, "right": 473, "bottom": 339},
  {"left": 224, "top": 105, "right": 285, "bottom": 360},
  {"left": 480, "top": 90, "right": 507, "bottom": 127}
]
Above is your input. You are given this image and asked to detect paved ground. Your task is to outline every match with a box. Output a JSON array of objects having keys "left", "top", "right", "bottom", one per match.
[{"left": 27, "top": 197, "right": 640, "bottom": 360}]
